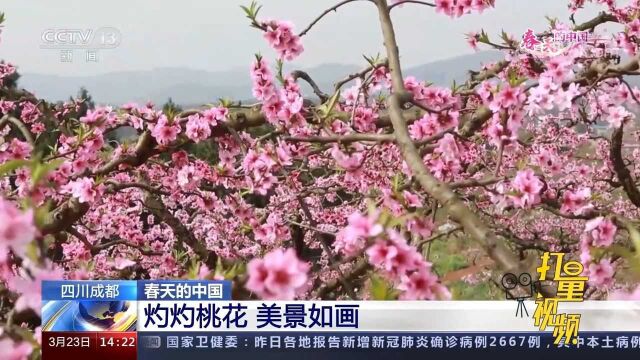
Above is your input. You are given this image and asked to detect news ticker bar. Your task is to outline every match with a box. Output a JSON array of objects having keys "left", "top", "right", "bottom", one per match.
[
  {"left": 42, "top": 331, "right": 640, "bottom": 360},
  {"left": 136, "top": 300, "right": 640, "bottom": 332}
]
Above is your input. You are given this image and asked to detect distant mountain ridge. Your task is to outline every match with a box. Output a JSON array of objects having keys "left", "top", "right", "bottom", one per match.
[{"left": 18, "top": 51, "right": 505, "bottom": 106}]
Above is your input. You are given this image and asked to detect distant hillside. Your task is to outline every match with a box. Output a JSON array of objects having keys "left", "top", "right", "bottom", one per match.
[{"left": 18, "top": 51, "right": 505, "bottom": 106}]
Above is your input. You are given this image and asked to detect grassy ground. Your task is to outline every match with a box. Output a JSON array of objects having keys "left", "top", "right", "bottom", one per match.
[{"left": 426, "top": 235, "right": 503, "bottom": 300}]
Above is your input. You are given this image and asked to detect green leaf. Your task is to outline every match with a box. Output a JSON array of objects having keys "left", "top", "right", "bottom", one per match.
[
  {"left": 224, "top": 262, "right": 245, "bottom": 280},
  {"left": 34, "top": 201, "right": 52, "bottom": 228},
  {"left": 13, "top": 326, "right": 39, "bottom": 348},
  {"left": 362, "top": 53, "right": 383, "bottom": 68},
  {"left": 317, "top": 90, "right": 341, "bottom": 120},
  {"left": 275, "top": 59, "right": 285, "bottom": 85},
  {"left": 623, "top": 221, "right": 640, "bottom": 261},
  {"left": 241, "top": 1, "right": 262, "bottom": 20},
  {"left": 25, "top": 241, "right": 39, "bottom": 263},
  {"left": 186, "top": 259, "right": 200, "bottom": 279},
  {"left": 391, "top": 173, "right": 402, "bottom": 192},
  {"left": 477, "top": 29, "right": 490, "bottom": 44},
  {"left": 515, "top": 157, "right": 528, "bottom": 170},
  {"left": 0, "top": 159, "right": 31, "bottom": 176},
  {"left": 499, "top": 29, "right": 513, "bottom": 45},
  {"left": 218, "top": 98, "right": 233, "bottom": 108},
  {"left": 30, "top": 159, "right": 64, "bottom": 186},
  {"left": 369, "top": 274, "right": 397, "bottom": 300}
]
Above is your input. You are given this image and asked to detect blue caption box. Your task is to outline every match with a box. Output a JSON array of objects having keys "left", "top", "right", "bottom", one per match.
[{"left": 42, "top": 280, "right": 138, "bottom": 301}]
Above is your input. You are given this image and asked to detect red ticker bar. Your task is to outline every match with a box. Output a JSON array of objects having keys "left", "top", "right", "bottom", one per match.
[{"left": 43, "top": 332, "right": 137, "bottom": 360}]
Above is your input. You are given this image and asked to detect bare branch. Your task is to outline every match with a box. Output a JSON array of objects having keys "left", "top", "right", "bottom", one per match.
[
  {"left": 291, "top": 70, "right": 329, "bottom": 102},
  {"left": 0, "top": 115, "right": 34, "bottom": 146},
  {"left": 334, "top": 59, "right": 388, "bottom": 91},
  {"left": 298, "top": 0, "right": 371, "bottom": 37},
  {"left": 372, "top": 0, "right": 536, "bottom": 281}
]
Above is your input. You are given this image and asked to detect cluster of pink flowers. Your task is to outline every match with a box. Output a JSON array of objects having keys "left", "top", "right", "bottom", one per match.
[
  {"left": 150, "top": 115, "right": 181, "bottom": 145},
  {"left": 242, "top": 149, "right": 278, "bottom": 195},
  {"left": 489, "top": 85, "right": 526, "bottom": 111},
  {"left": 606, "top": 105, "right": 633, "bottom": 128},
  {"left": 275, "top": 77, "right": 305, "bottom": 126},
  {"left": 0, "top": 337, "right": 33, "bottom": 360},
  {"left": 409, "top": 114, "right": 439, "bottom": 140},
  {"left": 485, "top": 117, "right": 518, "bottom": 148},
  {"left": 246, "top": 248, "right": 309, "bottom": 299},
  {"left": 202, "top": 106, "right": 228, "bottom": 125},
  {"left": 80, "top": 106, "right": 115, "bottom": 127},
  {"left": 586, "top": 258, "right": 614, "bottom": 287},
  {"left": 19, "top": 101, "right": 42, "bottom": 124},
  {"left": 352, "top": 106, "right": 378, "bottom": 132},
  {"left": 509, "top": 169, "right": 544, "bottom": 208},
  {"left": 250, "top": 57, "right": 283, "bottom": 125},
  {"left": 0, "top": 61, "right": 15, "bottom": 86},
  {"left": 331, "top": 146, "right": 365, "bottom": 174},
  {"left": 582, "top": 217, "right": 617, "bottom": 248},
  {"left": 434, "top": 0, "right": 496, "bottom": 18},
  {"left": 6, "top": 261, "right": 64, "bottom": 315},
  {"left": 176, "top": 164, "right": 203, "bottom": 191},
  {"left": 404, "top": 78, "right": 458, "bottom": 112},
  {"left": 528, "top": 73, "right": 581, "bottom": 115},
  {"left": 0, "top": 197, "right": 37, "bottom": 263},
  {"left": 610, "top": 285, "right": 640, "bottom": 300},
  {"left": 250, "top": 59, "right": 305, "bottom": 127},
  {"left": 407, "top": 217, "right": 434, "bottom": 238},
  {"left": 262, "top": 20, "right": 303, "bottom": 61},
  {"left": 63, "top": 177, "right": 99, "bottom": 204},
  {"left": 560, "top": 188, "right": 593, "bottom": 215},
  {"left": 253, "top": 213, "right": 290, "bottom": 246},
  {"left": 534, "top": 149, "right": 562, "bottom": 175},
  {"left": 424, "top": 134, "right": 463, "bottom": 181},
  {"left": 0, "top": 138, "right": 32, "bottom": 162},
  {"left": 334, "top": 211, "right": 383, "bottom": 256},
  {"left": 185, "top": 114, "right": 212, "bottom": 143},
  {"left": 251, "top": 57, "right": 277, "bottom": 102},
  {"left": 367, "top": 231, "right": 450, "bottom": 300},
  {"left": 578, "top": 217, "right": 618, "bottom": 287}
]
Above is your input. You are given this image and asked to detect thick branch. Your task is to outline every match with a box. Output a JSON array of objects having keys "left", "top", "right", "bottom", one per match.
[
  {"left": 94, "top": 131, "right": 157, "bottom": 176},
  {"left": 41, "top": 199, "right": 90, "bottom": 235},
  {"left": 315, "top": 260, "right": 371, "bottom": 299},
  {"left": 374, "top": 0, "right": 529, "bottom": 277},
  {"left": 143, "top": 190, "right": 218, "bottom": 269},
  {"left": 610, "top": 125, "right": 640, "bottom": 208},
  {"left": 105, "top": 181, "right": 170, "bottom": 196},
  {"left": 285, "top": 133, "right": 394, "bottom": 144}
]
